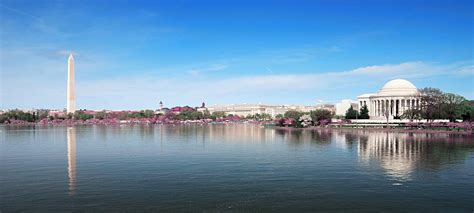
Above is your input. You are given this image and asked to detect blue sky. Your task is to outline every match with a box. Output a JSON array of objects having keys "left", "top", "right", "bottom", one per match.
[{"left": 1, "top": 0, "right": 473, "bottom": 110}]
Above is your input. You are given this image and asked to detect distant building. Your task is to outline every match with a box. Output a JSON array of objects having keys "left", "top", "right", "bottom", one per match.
[
  {"left": 357, "top": 79, "right": 420, "bottom": 119},
  {"left": 155, "top": 108, "right": 169, "bottom": 115},
  {"left": 155, "top": 101, "right": 168, "bottom": 114},
  {"left": 264, "top": 105, "right": 290, "bottom": 117},
  {"left": 203, "top": 103, "right": 327, "bottom": 118},
  {"left": 315, "top": 104, "right": 336, "bottom": 114},
  {"left": 205, "top": 104, "right": 269, "bottom": 117},
  {"left": 335, "top": 100, "right": 358, "bottom": 116}
]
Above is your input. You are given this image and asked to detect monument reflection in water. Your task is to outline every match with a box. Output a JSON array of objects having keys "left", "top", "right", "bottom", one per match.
[
  {"left": 67, "top": 127, "right": 76, "bottom": 196},
  {"left": 3, "top": 125, "right": 470, "bottom": 211}
]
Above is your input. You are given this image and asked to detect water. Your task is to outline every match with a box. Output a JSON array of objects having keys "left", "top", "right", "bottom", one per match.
[{"left": 1, "top": 124, "right": 473, "bottom": 212}]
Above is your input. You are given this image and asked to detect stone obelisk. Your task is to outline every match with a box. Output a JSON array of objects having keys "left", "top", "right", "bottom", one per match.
[{"left": 67, "top": 53, "right": 76, "bottom": 114}]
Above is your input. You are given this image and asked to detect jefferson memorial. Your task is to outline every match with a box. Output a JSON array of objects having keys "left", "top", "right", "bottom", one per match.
[{"left": 357, "top": 79, "right": 420, "bottom": 119}]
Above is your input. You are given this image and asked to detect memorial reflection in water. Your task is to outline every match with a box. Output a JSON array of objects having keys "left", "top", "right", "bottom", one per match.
[
  {"left": 60, "top": 125, "right": 473, "bottom": 199},
  {"left": 355, "top": 131, "right": 472, "bottom": 181},
  {"left": 356, "top": 132, "right": 424, "bottom": 181},
  {"left": 2, "top": 125, "right": 472, "bottom": 212},
  {"left": 275, "top": 128, "right": 473, "bottom": 182}
]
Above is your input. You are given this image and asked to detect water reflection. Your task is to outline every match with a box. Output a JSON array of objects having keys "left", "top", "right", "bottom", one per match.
[
  {"left": 357, "top": 132, "right": 421, "bottom": 181},
  {"left": 274, "top": 128, "right": 333, "bottom": 145},
  {"left": 274, "top": 128, "right": 474, "bottom": 182},
  {"left": 67, "top": 127, "right": 76, "bottom": 196},
  {"left": 61, "top": 125, "right": 473, "bottom": 195}
]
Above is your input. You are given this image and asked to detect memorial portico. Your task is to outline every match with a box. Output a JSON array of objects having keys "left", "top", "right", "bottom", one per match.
[{"left": 357, "top": 79, "right": 420, "bottom": 119}]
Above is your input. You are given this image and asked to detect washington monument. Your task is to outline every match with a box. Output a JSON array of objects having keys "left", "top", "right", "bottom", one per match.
[{"left": 67, "top": 53, "right": 76, "bottom": 113}]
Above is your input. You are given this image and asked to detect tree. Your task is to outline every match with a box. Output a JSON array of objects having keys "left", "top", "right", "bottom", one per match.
[
  {"left": 190, "top": 111, "right": 204, "bottom": 120},
  {"left": 73, "top": 110, "right": 93, "bottom": 120},
  {"left": 212, "top": 111, "right": 226, "bottom": 119},
  {"left": 201, "top": 109, "right": 210, "bottom": 119},
  {"left": 345, "top": 106, "right": 359, "bottom": 119},
  {"left": 175, "top": 110, "right": 204, "bottom": 120},
  {"left": 359, "top": 105, "right": 369, "bottom": 119},
  {"left": 418, "top": 87, "right": 471, "bottom": 122},
  {"left": 383, "top": 106, "right": 390, "bottom": 128},
  {"left": 419, "top": 87, "right": 445, "bottom": 121},
  {"left": 36, "top": 109, "right": 50, "bottom": 120},
  {"left": 253, "top": 113, "right": 272, "bottom": 121},
  {"left": 95, "top": 110, "right": 107, "bottom": 120},
  {"left": 118, "top": 112, "right": 129, "bottom": 120},
  {"left": 246, "top": 113, "right": 257, "bottom": 120},
  {"left": 442, "top": 93, "right": 466, "bottom": 122},
  {"left": 284, "top": 110, "right": 303, "bottom": 121},
  {"left": 401, "top": 108, "right": 422, "bottom": 121},
  {"left": 310, "top": 109, "right": 332, "bottom": 125},
  {"left": 142, "top": 110, "right": 156, "bottom": 118},
  {"left": 459, "top": 100, "right": 474, "bottom": 121},
  {"left": 0, "top": 110, "right": 35, "bottom": 123},
  {"left": 299, "top": 114, "right": 313, "bottom": 127},
  {"left": 275, "top": 114, "right": 284, "bottom": 119}
]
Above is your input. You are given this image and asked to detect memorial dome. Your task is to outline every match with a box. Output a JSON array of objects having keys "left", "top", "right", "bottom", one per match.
[{"left": 377, "top": 79, "right": 418, "bottom": 96}]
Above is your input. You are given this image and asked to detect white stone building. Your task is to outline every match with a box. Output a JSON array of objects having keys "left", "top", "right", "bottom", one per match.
[
  {"left": 204, "top": 104, "right": 327, "bottom": 118},
  {"left": 205, "top": 104, "right": 275, "bottom": 117},
  {"left": 335, "top": 100, "right": 359, "bottom": 116},
  {"left": 357, "top": 79, "right": 421, "bottom": 119}
]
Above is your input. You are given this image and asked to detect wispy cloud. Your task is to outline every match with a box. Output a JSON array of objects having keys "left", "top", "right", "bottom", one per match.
[
  {"left": 456, "top": 65, "right": 474, "bottom": 76},
  {"left": 2, "top": 59, "right": 471, "bottom": 109},
  {"left": 71, "top": 61, "right": 471, "bottom": 109},
  {"left": 186, "top": 64, "right": 229, "bottom": 76}
]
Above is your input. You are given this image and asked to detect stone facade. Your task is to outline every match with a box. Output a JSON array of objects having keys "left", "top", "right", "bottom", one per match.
[{"left": 357, "top": 79, "right": 421, "bottom": 119}]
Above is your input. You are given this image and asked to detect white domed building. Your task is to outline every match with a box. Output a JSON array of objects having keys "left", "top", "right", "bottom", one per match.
[{"left": 357, "top": 79, "right": 421, "bottom": 119}]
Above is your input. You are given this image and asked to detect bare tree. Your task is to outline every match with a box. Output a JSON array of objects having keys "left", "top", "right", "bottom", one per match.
[
  {"left": 384, "top": 107, "right": 390, "bottom": 128},
  {"left": 401, "top": 108, "right": 421, "bottom": 121}
]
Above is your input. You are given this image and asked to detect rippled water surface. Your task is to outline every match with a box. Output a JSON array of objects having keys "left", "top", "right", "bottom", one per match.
[{"left": 1, "top": 124, "right": 473, "bottom": 212}]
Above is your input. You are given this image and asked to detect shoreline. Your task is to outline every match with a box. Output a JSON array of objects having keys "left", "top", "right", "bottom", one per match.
[
  {"left": 274, "top": 126, "right": 473, "bottom": 135},
  {"left": 1, "top": 121, "right": 472, "bottom": 135}
]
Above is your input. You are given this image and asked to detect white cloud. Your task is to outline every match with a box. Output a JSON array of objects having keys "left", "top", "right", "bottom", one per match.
[
  {"left": 70, "top": 61, "right": 471, "bottom": 109},
  {"left": 1, "top": 58, "right": 472, "bottom": 110}
]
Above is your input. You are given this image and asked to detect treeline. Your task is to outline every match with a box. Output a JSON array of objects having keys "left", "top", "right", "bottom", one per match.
[
  {"left": 69, "top": 110, "right": 230, "bottom": 121},
  {"left": 403, "top": 88, "right": 473, "bottom": 122},
  {"left": 170, "top": 110, "right": 232, "bottom": 121},
  {"left": 0, "top": 109, "right": 50, "bottom": 124},
  {"left": 275, "top": 109, "right": 333, "bottom": 127},
  {"left": 0, "top": 109, "right": 240, "bottom": 124}
]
